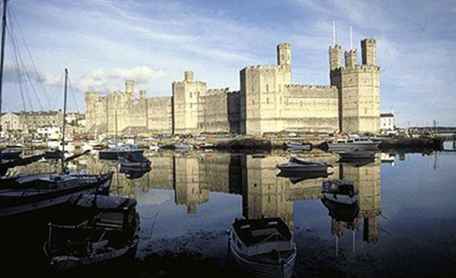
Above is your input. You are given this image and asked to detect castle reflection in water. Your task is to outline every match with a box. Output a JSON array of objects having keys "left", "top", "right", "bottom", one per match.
[{"left": 12, "top": 151, "right": 381, "bottom": 244}]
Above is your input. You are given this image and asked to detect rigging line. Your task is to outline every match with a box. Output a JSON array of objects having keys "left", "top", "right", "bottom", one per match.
[
  {"left": 6, "top": 10, "right": 32, "bottom": 112},
  {"left": 9, "top": 6, "right": 51, "bottom": 110},
  {"left": 68, "top": 76, "right": 82, "bottom": 113},
  {"left": 6, "top": 23, "right": 28, "bottom": 113},
  {"left": 7, "top": 8, "right": 43, "bottom": 111}
]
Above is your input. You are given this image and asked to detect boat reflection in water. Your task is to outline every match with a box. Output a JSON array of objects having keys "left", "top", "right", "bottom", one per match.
[
  {"left": 2, "top": 151, "right": 385, "bottom": 275},
  {"left": 229, "top": 217, "right": 296, "bottom": 278},
  {"left": 43, "top": 194, "right": 140, "bottom": 271}
]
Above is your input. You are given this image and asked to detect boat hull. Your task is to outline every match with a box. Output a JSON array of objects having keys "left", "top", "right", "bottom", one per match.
[
  {"left": 45, "top": 238, "right": 138, "bottom": 272},
  {"left": 327, "top": 143, "right": 379, "bottom": 152},
  {"left": 286, "top": 143, "right": 312, "bottom": 151},
  {"left": 99, "top": 149, "right": 143, "bottom": 160},
  {"left": 338, "top": 152, "right": 376, "bottom": 160},
  {"left": 277, "top": 164, "right": 328, "bottom": 173},
  {"left": 229, "top": 235, "right": 296, "bottom": 278},
  {"left": 0, "top": 149, "right": 22, "bottom": 160},
  {"left": 0, "top": 174, "right": 112, "bottom": 218}
]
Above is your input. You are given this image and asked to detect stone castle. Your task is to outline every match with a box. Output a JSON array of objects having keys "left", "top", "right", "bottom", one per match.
[{"left": 86, "top": 38, "right": 380, "bottom": 136}]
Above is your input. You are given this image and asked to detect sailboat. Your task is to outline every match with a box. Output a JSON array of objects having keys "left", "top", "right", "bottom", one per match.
[{"left": 0, "top": 2, "right": 113, "bottom": 218}]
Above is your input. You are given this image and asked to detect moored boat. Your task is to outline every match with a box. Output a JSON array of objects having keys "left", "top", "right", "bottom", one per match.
[
  {"left": 43, "top": 194, "right": 139, "bottom": 271},
  {"left": 229, "top": 217, "right": 296, "bottom": 278},
  {"left": 325, "top": 136, "right": 379, "bottom": 153},
  {"left": 277, "top": 157, "right": 332, "bottom": 173},
  {"left": 321, "top": 180, "right": 357, "bottom": 205},
  {"left": 0, "top": 145, "right": 23, "bottom": 160},
  {"left": 99, "top": 144, "right": 143, "bottom": 160},
  {"left": 0, "top": 172, "right": 113, "bottom": 217},
  {"left": 119, "top": 152, "right": 151, "bottom": 169},
  {"left": 338, "top": 150, "right": 376, "bottom": 160}
]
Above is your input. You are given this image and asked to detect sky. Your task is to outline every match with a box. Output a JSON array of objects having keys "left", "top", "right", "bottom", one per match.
[{"left": 1, "top": 0, "right": 455, "bottom": 127}]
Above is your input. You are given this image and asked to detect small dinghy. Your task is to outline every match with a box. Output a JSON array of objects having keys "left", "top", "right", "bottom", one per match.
[
  {"left": 43, "top": 194, "right": 140, "bottom": 271},
  {"left": 277, "top": 157, "right": 332, "bottom": 173},
  {"left": 322, "top": 180, "right": 358, "bottom": 205},
  {"left": 229, "top": 217, "right": 296, "bottom": 278}
]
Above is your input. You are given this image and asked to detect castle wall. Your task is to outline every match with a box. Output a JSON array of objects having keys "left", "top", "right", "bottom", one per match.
[
  {"left": 198, "top": 88, "right": 239, "bottom": 134},
  {"left": 85, "top": 85, "right": 173, "bottom": 136},
  {"left": 146, "top": 97, "right": 173, "bottom": 134},
  {"left": 283, "top": 85, "right": 339, "bottom": 133}
]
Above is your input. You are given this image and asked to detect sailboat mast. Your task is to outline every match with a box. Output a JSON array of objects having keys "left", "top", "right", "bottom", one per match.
[
  {"left": 61, "top": 68, "right": 68, "bottom": 173},
  {"left": 0, "top": 0, "right": 8, "bottom": 134}
]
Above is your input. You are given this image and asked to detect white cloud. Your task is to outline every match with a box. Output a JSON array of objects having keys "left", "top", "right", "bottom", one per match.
[{"left": 78, "top": 66, "right": 165, "bottom": 92}]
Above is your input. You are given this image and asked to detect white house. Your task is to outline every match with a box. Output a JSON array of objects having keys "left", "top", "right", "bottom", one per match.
[
  {"left": 37, "top": 126, "right": 61, "bottom": 140},
  {"left": 380, "top": 113, "right": 395, "bottom": 134}
]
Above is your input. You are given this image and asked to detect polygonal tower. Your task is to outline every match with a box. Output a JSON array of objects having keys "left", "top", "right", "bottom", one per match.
[
  {"left": 277, "top": 43, "right": 291, "bottom": 67},
  {"left": 361, "top": 39, "right": 376, "bottom": 65}
]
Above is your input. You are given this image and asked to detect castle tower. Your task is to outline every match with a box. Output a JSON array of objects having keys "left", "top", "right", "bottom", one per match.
[
  {"left": 125, "top": 80, "right": 135, "bottom": 94},
  {"left": 337, "top": 38, "right": 380, "bottom": 134},
  {"left": 329, "top": 45, "right": 342, "bottom": 71},
  {"left": 184, "top": 71, "right": 194, "bottom": 82},
  {"left": 344, "top": 49, "right": 357, "bottom": 68},
  {"left": 277, "top": 43, "right": 291, "bottom": 66},
  {"left": 240, "top": 43, "right": 291, "bottom": 135},
  {"left": 361, "top": 39, "right": 376, "bottom": 65},
  {"left": 172, "top": 71, "right": 207, "bottom": 134},
  {"left": 85, "top": 92, "right": 102, "bottom": 133}
]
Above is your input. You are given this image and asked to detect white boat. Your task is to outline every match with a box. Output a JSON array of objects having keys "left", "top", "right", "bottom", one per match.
[
  {"left": 321, "top": 180, "right": 358, "bottom": 205},
  {"left": 43, "top": 194, "right": 139, "bottom": 271},
  {"left": 229, "top": 217, "right": 296, "bottom": 278},
  {"left": 277, "top": 157, "right": 332, "bottom": 173},
  {"left": 326, "top": 136, "right": 379, "bottom": 153}
]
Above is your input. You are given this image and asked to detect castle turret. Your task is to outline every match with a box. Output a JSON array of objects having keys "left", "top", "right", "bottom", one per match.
[
  {"left": 361, "top": 39, "right": 376, "bottom": 65},
  {"left": 125, "top": 80, "right": 135, "bottom": 94},
  {"left": 184, "top": 71, "right": 194, "bottom": 82},
  {"left": 277, "top": 43, "right": 291, "bottom": 66},
  {"left": 344, "top": 49, "right": 357, "bottom": 68},
  {"left": 329, "top": 44, "right": 342, "bottom": 71}
]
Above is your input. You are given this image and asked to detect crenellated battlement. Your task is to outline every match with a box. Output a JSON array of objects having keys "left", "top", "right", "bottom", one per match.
[
  {"left": 286, "top": 84, "right": 336, "bottom": 89},
  {"left": 243, "top": 64, "right": 280, "bottom": 71},
  {"left": 342, "top": 64, "right": 380, "bottom": 73},
  {"left": 206, "top": 88, "right": 230, "bottom": 95}
]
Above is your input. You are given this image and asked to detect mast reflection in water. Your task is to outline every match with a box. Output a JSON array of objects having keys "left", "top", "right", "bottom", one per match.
[{"left": 3, "top": 150, "right": 456, "bottom": 277}]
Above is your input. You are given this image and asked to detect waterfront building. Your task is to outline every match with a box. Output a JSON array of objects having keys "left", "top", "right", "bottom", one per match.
[{"left": 380, "top": 112, "right": 395, "bottom": 134}]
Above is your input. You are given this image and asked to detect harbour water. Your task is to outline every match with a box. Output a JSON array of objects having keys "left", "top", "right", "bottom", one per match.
[{"left": 2, "top": 148, "right": 456, "bottom": 277}]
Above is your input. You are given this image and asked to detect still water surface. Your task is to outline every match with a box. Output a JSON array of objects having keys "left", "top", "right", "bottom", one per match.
[{"left": 3, "top": 149, "right": 456, "bottom": 277}]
